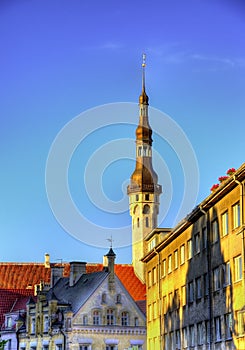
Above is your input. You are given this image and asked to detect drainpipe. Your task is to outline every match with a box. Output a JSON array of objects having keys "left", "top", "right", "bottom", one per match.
[
  {"left": 200, "top": 206, "right": 212, "bottom": 350},
  {"left": 234, "top": 177, "right": 245, "bottom": 309},
  {"left": 154, "top": 248, "right": 162, "bottom": 350}
]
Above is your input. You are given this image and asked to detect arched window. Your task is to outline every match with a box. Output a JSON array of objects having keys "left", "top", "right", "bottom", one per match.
[
  {"left": 143, "top": 204, "right": 150, "bottom": 214},
  {"left": 121, "top": 311, "right": 129, "bottom": 326},
  {"left": 106, "top": 309, "right": 115, "bottom": 325},
  {"left": 92, "top": 310, "right": 101, "bottom": 325}
]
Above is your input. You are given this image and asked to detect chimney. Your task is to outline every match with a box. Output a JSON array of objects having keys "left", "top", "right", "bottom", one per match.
[
  {"left": 51, "top": 266, "right": 64, "bottom": 287},
  {"left": 44, "top": 253, "right": 50, "bottom": 268},
  {"left": 69, "top": 262, "right": 86, "bottom": 287}
]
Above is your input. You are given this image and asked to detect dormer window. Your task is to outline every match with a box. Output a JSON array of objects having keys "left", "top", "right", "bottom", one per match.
[{"left": 83, "top": 315, "right": 88, "bottom": 325}]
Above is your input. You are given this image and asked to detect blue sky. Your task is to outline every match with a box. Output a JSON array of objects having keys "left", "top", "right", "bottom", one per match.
[{"left": 1, "top": 0, "right": 245, "bottom": 264}]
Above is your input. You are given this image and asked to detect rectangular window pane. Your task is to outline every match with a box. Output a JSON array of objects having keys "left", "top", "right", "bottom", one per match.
[
  {"left": 233, "top": 203, "right": 241, "bottom": 229},
  {"left": 174, "top": 250, "right": 178, "bottom": 269},
  {"left": 211, "top": 220, "right": 218, "bottom": 243},
  {"left": 180, "top": 245, "right": 185, "bottom": 265},
  {"left": 162, "top": 259, "right": 166, "bottom": 278},
  {"left": 168, "top": 255, "right": 172, "bottom": 273},
  {"left": 234, "top": 255, "right": 242, "bottom": 281},
  {"left": 187, "top": 239, "right": 192, "bottom": 259},
  {"left": 222, "top": 211, "right": 229, "bottom": 236}
]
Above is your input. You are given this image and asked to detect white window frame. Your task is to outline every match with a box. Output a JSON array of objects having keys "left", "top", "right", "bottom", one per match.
[
  {"left": 221, "top": 211, "right": 229, "bottom": 236},
  {"left": 234, "top": 255, "right": 242, "bottom": 282},
  {"left": 180, "top": 244, "right": 185, "bottom": 265},
  {"left": 233, "top": 202, "right": 241, "bottom": 229}
]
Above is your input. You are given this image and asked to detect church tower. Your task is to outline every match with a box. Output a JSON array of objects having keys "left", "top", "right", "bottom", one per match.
[{"left": 127, "top": 55, "right": 162, "bottom": 282}]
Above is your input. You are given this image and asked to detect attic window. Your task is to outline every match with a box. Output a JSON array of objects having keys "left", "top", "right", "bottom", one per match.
[
  {"left": 83, "top": 315, "right": 88, "bottom": 325},
  {"left": 101, "top": 293, "right": 106, "bottom": 304},
  {"left": 116, "top": 294, "right": 121, "bottom": 303}
]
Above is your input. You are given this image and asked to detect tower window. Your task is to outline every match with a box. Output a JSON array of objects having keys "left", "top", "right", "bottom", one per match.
[
  {"left": 145, "top": 217, "right": 149, "bottom": 227},
  {"left": 137, "top": 218, "right": 140, "bottom": 228},
  {"left": 136, "top": 194, "right": 139, "bottom": 201},
  {"left": 145, "top": 194, "right": 149, "bottom": 201},
  {"left": 138, "top": 147, "right": 142, "bottom": 157},
  {"left": 143, "top": 204, "right": 150, "bottom": 214}
]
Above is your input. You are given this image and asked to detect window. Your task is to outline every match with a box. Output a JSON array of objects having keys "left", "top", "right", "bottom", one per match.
[
  {"left": 148, "top": 237, "right": 157, "bottom": 251},
  {"left": 221, "top": 211, "right": 229, "bottom": 236},
  {"left": 43, "top": 315, "right": 49, "bottom": 332},
  {"left": 190, "top": 325, "right": 195, "bottom": 347},
  {"left": 145, "top": 194, "right": 149, "bottom": 200},
  {"left": 187, "top": 239, "right": 192, "bottom": 259},
  {"left": 138, "top": 147, "right": 142, "bottom": 157},
  {"left": 223, "top": 262, "right": 231, "bottom": 286},
  {"left": 204, "top": 273, "right": 209, "bottom": 296},
  {"left": 137, "top": 217, "right": 140, "bottom": 228},
  {"left": 93, "top": 310, "right": 100, "bottom": 325},
  {"left": 152, "top": 267, "right": 157, "bottom": 284},
  {"left": 145, "top": 217, "right": 149, "bottom": 227},
  {"left": 225, "top": 313, "right": 232, "bottom": 339},
  {"left": 180, "top": 245, "right": 185, "bottom": 265},
  {"left": 173, "top": 289, "right": 180, "bottom": 309},
  {"left": 136, "top": 194, "right": 139, "bottom": 201},
  {"left": 83, "top": 315, "right": 88, "bottom": 325},
  {"left": 188, "top": 281, "right": 194, "bottom": 303},
  {"left": 163, "top": 296, "right": 167, "bottom": 314},
  {"left": 162, "top": 259, "right": 166, "bottom": 278},
  {"left": 183, "top": 328, "right": 188, "bottom": 348},
  {"left": 181, "top": 286, "right": 186, "bottom": 306},
  {"left": 211, "top": 220, "right": 219, "bottom": 243},
  {"left": 202, "top": 227, "right": 207, "bottom": 249},
  {"left": 176, "top": 330, "right": 181, "bottom": 349},
  {"left": 143, "top": 204, "right": 150, "bottom": 214},
  {"left": 205, "top": 320, "right": 210, "bottom": 344},
  {"left": 106, "top": 309, "right": 115, "bottom": 325},
  {"left": 106, "top": 346, "right": 116, "bottom": 350},
  {"left": 238, "top": 311, "right": 245, "bottom": 335},
  {"left": 121, "top": 311, "right": 129, "bottom": 326},
  {"left": 234, "top": 255, "right": 242, "bottom": 282},
  {"left": 168, "top": 255, "right": 172, "bottom": 273},
  {"left": 233, "top": 202, "right": 240, "bottom": 229},
  {"left": 134, "top": 317, "right": 139, "bottom": 326},
  {"left": 116, "top": 294, "right": 121, "bottom": 303},
  {"left": 196, "top": 277, "right": 202, "bottom": 299},
  {"left": 6, "top": 316, "right": 12, "bottom": 328},
  {"left": 80, "top": 346, "right": 89, "bottom": 350},
  {"left": 31, "top": 317, "right": 35, "bottom": 334},
  {"left": 174, "top": 250, "right": 178, "bottom": 269},
  {"left": 101, "top": 292, "right": 106, "bottom": 303},
  {"left": 213, "top": 267, "right": 220, "bottom": 291},
  {"left": 197, "top": 322, "right": 203, "bottom": 345},
  {"left": 148, "top": 270, "right": 152, "bottom": 287},
  {"left": 215, "top": 316, "right": 222, "bottom": 341},
  {"left": 194, "top": 233, "right": 200, "bottom": 254}
]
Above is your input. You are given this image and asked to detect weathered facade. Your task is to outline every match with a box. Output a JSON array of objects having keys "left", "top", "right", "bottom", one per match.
[
  {"left": 142, "top": 164, "right": 245, "bottom": 349},
  {"left": 15, "top": 250, "right": 146, "bottom": 350}
]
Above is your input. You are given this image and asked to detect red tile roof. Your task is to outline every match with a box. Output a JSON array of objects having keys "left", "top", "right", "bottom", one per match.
[
  {"left": 0, "top": 289, "right": 34, "bottom": 327},
  {"left": 0, "top": 262, "right": 146, "bottom": 301}
]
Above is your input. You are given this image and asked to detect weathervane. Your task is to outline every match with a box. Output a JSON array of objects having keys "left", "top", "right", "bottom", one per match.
[{"left": 106, "top": 236, "right": 114, "bottom": 248}]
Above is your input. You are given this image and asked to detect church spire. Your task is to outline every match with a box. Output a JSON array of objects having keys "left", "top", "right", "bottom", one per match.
[{"left": 127, "top": 55, "right": 162, "bottom": 282}]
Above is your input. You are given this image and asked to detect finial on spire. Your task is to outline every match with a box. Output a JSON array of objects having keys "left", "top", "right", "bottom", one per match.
[
  {"left": 139, "top": 53, "right": 149, "bottom": 105},
  {"left": 142, "top": 53, "right": 146, "bottom": 67},
  {"left": 107, "top": 236, "right": 113, "bottom": 248}
]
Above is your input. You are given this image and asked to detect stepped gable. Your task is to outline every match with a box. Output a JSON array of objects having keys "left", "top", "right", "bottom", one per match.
[{"left": 0, "top": 289, "right": 34, "bottom": 327}]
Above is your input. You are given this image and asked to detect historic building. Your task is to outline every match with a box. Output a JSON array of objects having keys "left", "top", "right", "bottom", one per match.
[
  {"left": 1, "top": 249, "right": 146, "bottom": 350},
  {"left": 127, "top": 55, "right": 162, "bottom": 283},
  {"left": 142, "top": 164, "right": 245, "bottom": 349}
]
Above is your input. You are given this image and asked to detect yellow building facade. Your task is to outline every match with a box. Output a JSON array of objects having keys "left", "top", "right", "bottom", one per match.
[{"left": 143, "top": 164, "right": 245, "bottom": 349}]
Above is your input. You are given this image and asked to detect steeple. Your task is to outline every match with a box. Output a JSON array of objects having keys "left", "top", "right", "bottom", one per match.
[{"left": 127, "top": 55, "right": 162, "bottom": 282}]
